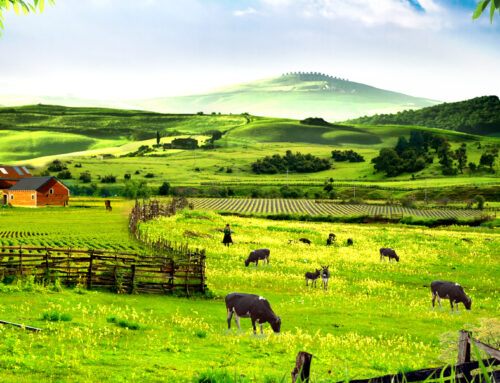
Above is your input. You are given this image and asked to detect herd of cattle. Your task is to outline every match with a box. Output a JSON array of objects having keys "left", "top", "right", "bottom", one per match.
[{"left": 228, "top": 233, "right": 473, "bottom": 334}]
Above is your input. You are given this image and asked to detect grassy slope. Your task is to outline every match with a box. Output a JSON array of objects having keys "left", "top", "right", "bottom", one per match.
[
  {"left": 2, "top": 105, "right": 499, "bottom": 187},
  {"left": 0, "top": 203, "right": 498, "bottom": 382}
]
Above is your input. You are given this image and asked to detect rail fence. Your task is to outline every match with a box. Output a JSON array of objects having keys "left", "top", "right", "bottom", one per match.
[
  {"left": 292, "top": 330, "right": 500, "bottom": 383},
  {"left": 0, "top": 245, "right": 205, "bottom": 294}
]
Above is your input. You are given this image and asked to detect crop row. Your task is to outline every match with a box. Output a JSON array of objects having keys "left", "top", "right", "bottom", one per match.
[{"left": 190, "top": 198, "right": 483, "bottom": 218}]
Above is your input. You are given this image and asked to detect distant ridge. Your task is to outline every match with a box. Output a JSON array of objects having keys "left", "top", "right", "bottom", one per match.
[
  {"left": 0, "top": 72, "right": 440, "bottom": 121},
  {"left": 129, "top": 72, "right": 440, "bottom": 121},
  {"left": 347, "top": 95, "right": 500, "bottom": 136}
]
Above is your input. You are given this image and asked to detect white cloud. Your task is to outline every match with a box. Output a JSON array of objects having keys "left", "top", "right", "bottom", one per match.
[
  {"left": 261, "top": 0, "right": 448, "bottom": 30},
  {"left": 233, "top": 7, "right": 258, "bottom": 17}
]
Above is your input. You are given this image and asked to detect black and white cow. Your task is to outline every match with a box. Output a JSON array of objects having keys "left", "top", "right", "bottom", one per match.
[
  {"left": 379, "top": 248, "right": 399, "bottom": 262},
  {"left": 245, "top": 249, "right": 270, "bottom": 267},
  {"left": 225, "top": 293, "right": 281, "bottom": 334},
  {"left": 431, "top": 280, "right": 472, "bottom": 311}
]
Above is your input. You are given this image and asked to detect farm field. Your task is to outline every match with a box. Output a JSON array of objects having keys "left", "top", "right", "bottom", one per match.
[
  {"left": 190, "top": 198, "right": 485, "bottom": 218},
  {"left": 0, "top": 201, "right": 498, "bottom": 382}
]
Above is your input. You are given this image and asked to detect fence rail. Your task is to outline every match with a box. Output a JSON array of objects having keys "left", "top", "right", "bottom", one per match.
[
  {"left": 0, "top": 245, "right": 205, "bottom": 295},
  {"left": 292, "top": 331, "right": 500, "bottom": 383}
]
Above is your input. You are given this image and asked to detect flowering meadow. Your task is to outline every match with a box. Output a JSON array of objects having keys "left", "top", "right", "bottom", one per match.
[{"left": 0, "top": 203, "right": 498, "bottom": 382}]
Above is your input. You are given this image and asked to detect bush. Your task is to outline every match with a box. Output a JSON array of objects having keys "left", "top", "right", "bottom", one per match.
[
  {"left": 48, "top": 160, "right": 67, "bottom": 172},
  {"left": 79, "top": 171, "right": 92, "bottom": 183},
  {"left": 475, "top": 195, "right": 485, "bottom": 210},
  {"left": 101, "top": 175, "right": 117, "bottom": 184},
  {"left": 124, "top": 173, "right": 131, "bottom": 180},
  {"left": 144, "top": 173, "right": 155, "bottom": 178},
  {"left": 331, "top": 149, "right": 365, "bottom": 162},
  {"left": 57, "top": 170, "right": 72, "bottom": 180},
  {"left": 124, "top": 180, "right": 152, "bottom": 199},
  {"left": 42, "top": 311, "right": 73, "bottom": 322},
  {"left": 107, "top": 316, "right": 142, "bottom": 330},
  {"left": 226, "top": 167, "right": 233, "bottom": 174},
  {"left": 158, "top": 182, "right": 170, "bottom": 196}
]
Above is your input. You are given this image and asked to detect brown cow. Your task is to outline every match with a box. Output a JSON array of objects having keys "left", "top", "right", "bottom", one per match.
[{"left": 105, "top": 200, "right": 112, "bottom": 212}]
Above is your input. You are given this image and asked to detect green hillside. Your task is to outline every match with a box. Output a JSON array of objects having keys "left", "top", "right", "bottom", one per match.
[
  {"left": 348, "top": 96, "right": 500, "bottom": 136},
  {"left": 130, "top": 73, "right": 439, "bottom": 121},
  {"left": 0, "top": 104, "right": 247, "bottom": 161}
]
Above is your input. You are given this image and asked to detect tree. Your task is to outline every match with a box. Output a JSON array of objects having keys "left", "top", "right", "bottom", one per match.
[
  {"left": 394, "top": 136, "right": 409, "bottom": 155},
  {"left": 480, "top": 153, "right": 496, "bottom": 170},
  {"left": 474, "top": 195, "right": 485, "bottom": 210},
  {"left": 124, "top": 180, "right": 152, "bottom": 199},
  {"left": 371, "top": 148, "right": 403, "bottom": 177},
  {"left": 156, "top": 131, "right": 161, "bottom": 147},
  {"left": 0, "top": 0, "right": 54, "bottom": 36},
  {"left": 473, "top": 0, "right": 500, "bottom": 23},
  {"left": 453, "top": 143, "right": 467, "bottom": 174}
]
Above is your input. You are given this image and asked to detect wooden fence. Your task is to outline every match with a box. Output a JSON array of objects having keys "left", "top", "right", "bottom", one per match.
[
  {"left": 292, "top": 331, "right": 500, "bottom": 383},
  {"left": 0, "top": 245, "right": 205, "bottom": 295}
]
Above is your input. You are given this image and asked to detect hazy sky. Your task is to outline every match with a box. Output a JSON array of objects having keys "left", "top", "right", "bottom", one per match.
[{"left": 0, "top": 0, "right": 499, "bottom": 101}]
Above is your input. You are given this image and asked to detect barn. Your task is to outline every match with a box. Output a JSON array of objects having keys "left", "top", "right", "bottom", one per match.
[
  {"left": 0, "top": 165, "right": 69, "bottom": 207},
  {"left": 6, "top": 177, "right": 70, "bottom": 207}
]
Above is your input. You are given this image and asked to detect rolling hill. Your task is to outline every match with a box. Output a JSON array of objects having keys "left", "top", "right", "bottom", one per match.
[
  {"left": 347, "top": 96, "right": 500, "bottom": 136},
  {"left": 130, "top": 72, "right": 439, "bottom": 121}
]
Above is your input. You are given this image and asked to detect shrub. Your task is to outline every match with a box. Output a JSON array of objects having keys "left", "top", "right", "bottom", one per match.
[
  {"left": 331, "top": 149, "right": 365, "bottom": 162},
  {"left": 107, "top": 317, "right": 142, "bottom": 330},
  {"left": 252, "top": 150, "right": 330, "bottom": 174},
  {"left": 42, "top": 311, "right": 73, "bottom": 322},
  {"left": 101, "top": 175, "right": 117, "bottom": 184},
  {"left": 57, "top": 170, "right": 72, "bottom": 180},
  {"left": 79, "top": 171, "right": 92, "bottom": 183},
  {"left": 48, "top": 160, "right": 67, "bottom": 172},
  {"left": 226, "top": 167, "right": 233, "bottom": 174},
  {"left": 144, "top": 173, "right": 155, "bottom": 178},
  {"left": 158, "top": 182, "right": 170, "bottom": 196},
  {"left": 124, "top": 173, "right": 131, "bottom": 180}
]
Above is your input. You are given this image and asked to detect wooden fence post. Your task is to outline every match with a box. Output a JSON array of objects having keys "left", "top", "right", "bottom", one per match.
[
  {"left": 457, "top": 330, "right": 472, "bottom": 381},
  {"left": 458, "top": 330, "right": 471, "bottom": 364},
  {"left": 19, "top": 244, "right": 23, "bottom": 276},
  {"left": 87, "top": 250, "right": 94, "bottom": 290},
  {"left": 130, "top": 264, "right": 136, "bottom": 294},
  {"left": 292, "top": 351, "right": 313, "bottom": 383}
]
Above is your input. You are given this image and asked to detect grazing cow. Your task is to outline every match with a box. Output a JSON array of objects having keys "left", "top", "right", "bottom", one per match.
[
  {"left": 225, "top": 293, "right": 281, "bottom": 334},
  {"left": 299, "top": 238, "right": 311, "bottom": 245},
  {"left": 321, "top": 265, "right": 330, "bottom": 291},
  {"left": 245, "top": 249, "right": 270, "bottom": 267},
  {"left": 431, "top": 280, "right": 472, "bottom": 311},
  {"left": 462, "top": 238, "right": 473, "bottom": 243},
  {"left": 347, "top": 238, "right": 353, "bottom": 246},
  {"left": 105, "top": 200, "right": 112, "bottom": 212},
  {"left": 379, "top": 248, "right": 399, "bottom": 262},
  {"left": 326, "top": 233, "right": 336, "bottom": 246},
  {"left": 305, "top": 269, "right": 321, "bottom": 287}
]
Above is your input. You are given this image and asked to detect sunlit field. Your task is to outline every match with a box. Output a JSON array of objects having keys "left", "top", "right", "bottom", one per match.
[{"left": 0, "top": 202, "right": 498, "bottom": 382}]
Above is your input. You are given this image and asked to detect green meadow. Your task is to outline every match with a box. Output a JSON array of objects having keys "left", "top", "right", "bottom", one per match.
[{"left": 0, "top": 202, "right": 498, "bottom": 382}]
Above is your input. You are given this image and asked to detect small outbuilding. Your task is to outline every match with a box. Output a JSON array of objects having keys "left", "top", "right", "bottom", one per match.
[{"left": 6, "top": 176, "right": 69, "bottom": 207}]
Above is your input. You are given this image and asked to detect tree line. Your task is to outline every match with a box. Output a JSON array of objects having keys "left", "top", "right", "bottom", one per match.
[{"left": 251, "top": 150, "right": 331, "bottom": 174}]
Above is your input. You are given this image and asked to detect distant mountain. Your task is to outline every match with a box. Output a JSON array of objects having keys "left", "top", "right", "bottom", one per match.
[
  {"left": 129, "top": 73, "right": 439, "bottom": 121},
  {"left": 347, "top": 96, "right": 500, "bottom": 136}
]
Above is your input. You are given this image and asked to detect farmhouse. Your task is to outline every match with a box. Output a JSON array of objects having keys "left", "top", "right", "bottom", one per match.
[{"left": 0, "top": 166, "right": 69, "bottom": 207}]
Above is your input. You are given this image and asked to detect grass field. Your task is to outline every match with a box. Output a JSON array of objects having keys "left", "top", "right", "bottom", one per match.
[
  {"left": 0, "top": 201, "right": 498, "bottom": 382},
  {"left": 2, "top": 105, "right": 499, "bottom": 191}
]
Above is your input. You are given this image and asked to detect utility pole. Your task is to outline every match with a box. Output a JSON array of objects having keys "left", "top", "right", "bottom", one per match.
[
  {"left": 353, "top": 184, "right": 356, "bottom": 199},
  {"left": 287, "top": 169, "right": 289, "bottom": 187}
]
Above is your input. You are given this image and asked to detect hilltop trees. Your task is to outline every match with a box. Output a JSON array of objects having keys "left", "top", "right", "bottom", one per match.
[{"left": 251, "top": 150, "right": 330, "bottom": 174}]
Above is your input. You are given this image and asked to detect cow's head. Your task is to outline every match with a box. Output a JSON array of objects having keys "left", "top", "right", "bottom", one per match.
[
  {"left": 464, "top": 297, "right": 472, "bottom": 311},
  {"left": 270, "top": 316, "right": 281, "bottom": 333},
  {"left": 244, "top": 255, "right": 251, "bottom": 267},
  {"left": 395, "top": 254, "right": 400, "bottom": 262}
]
